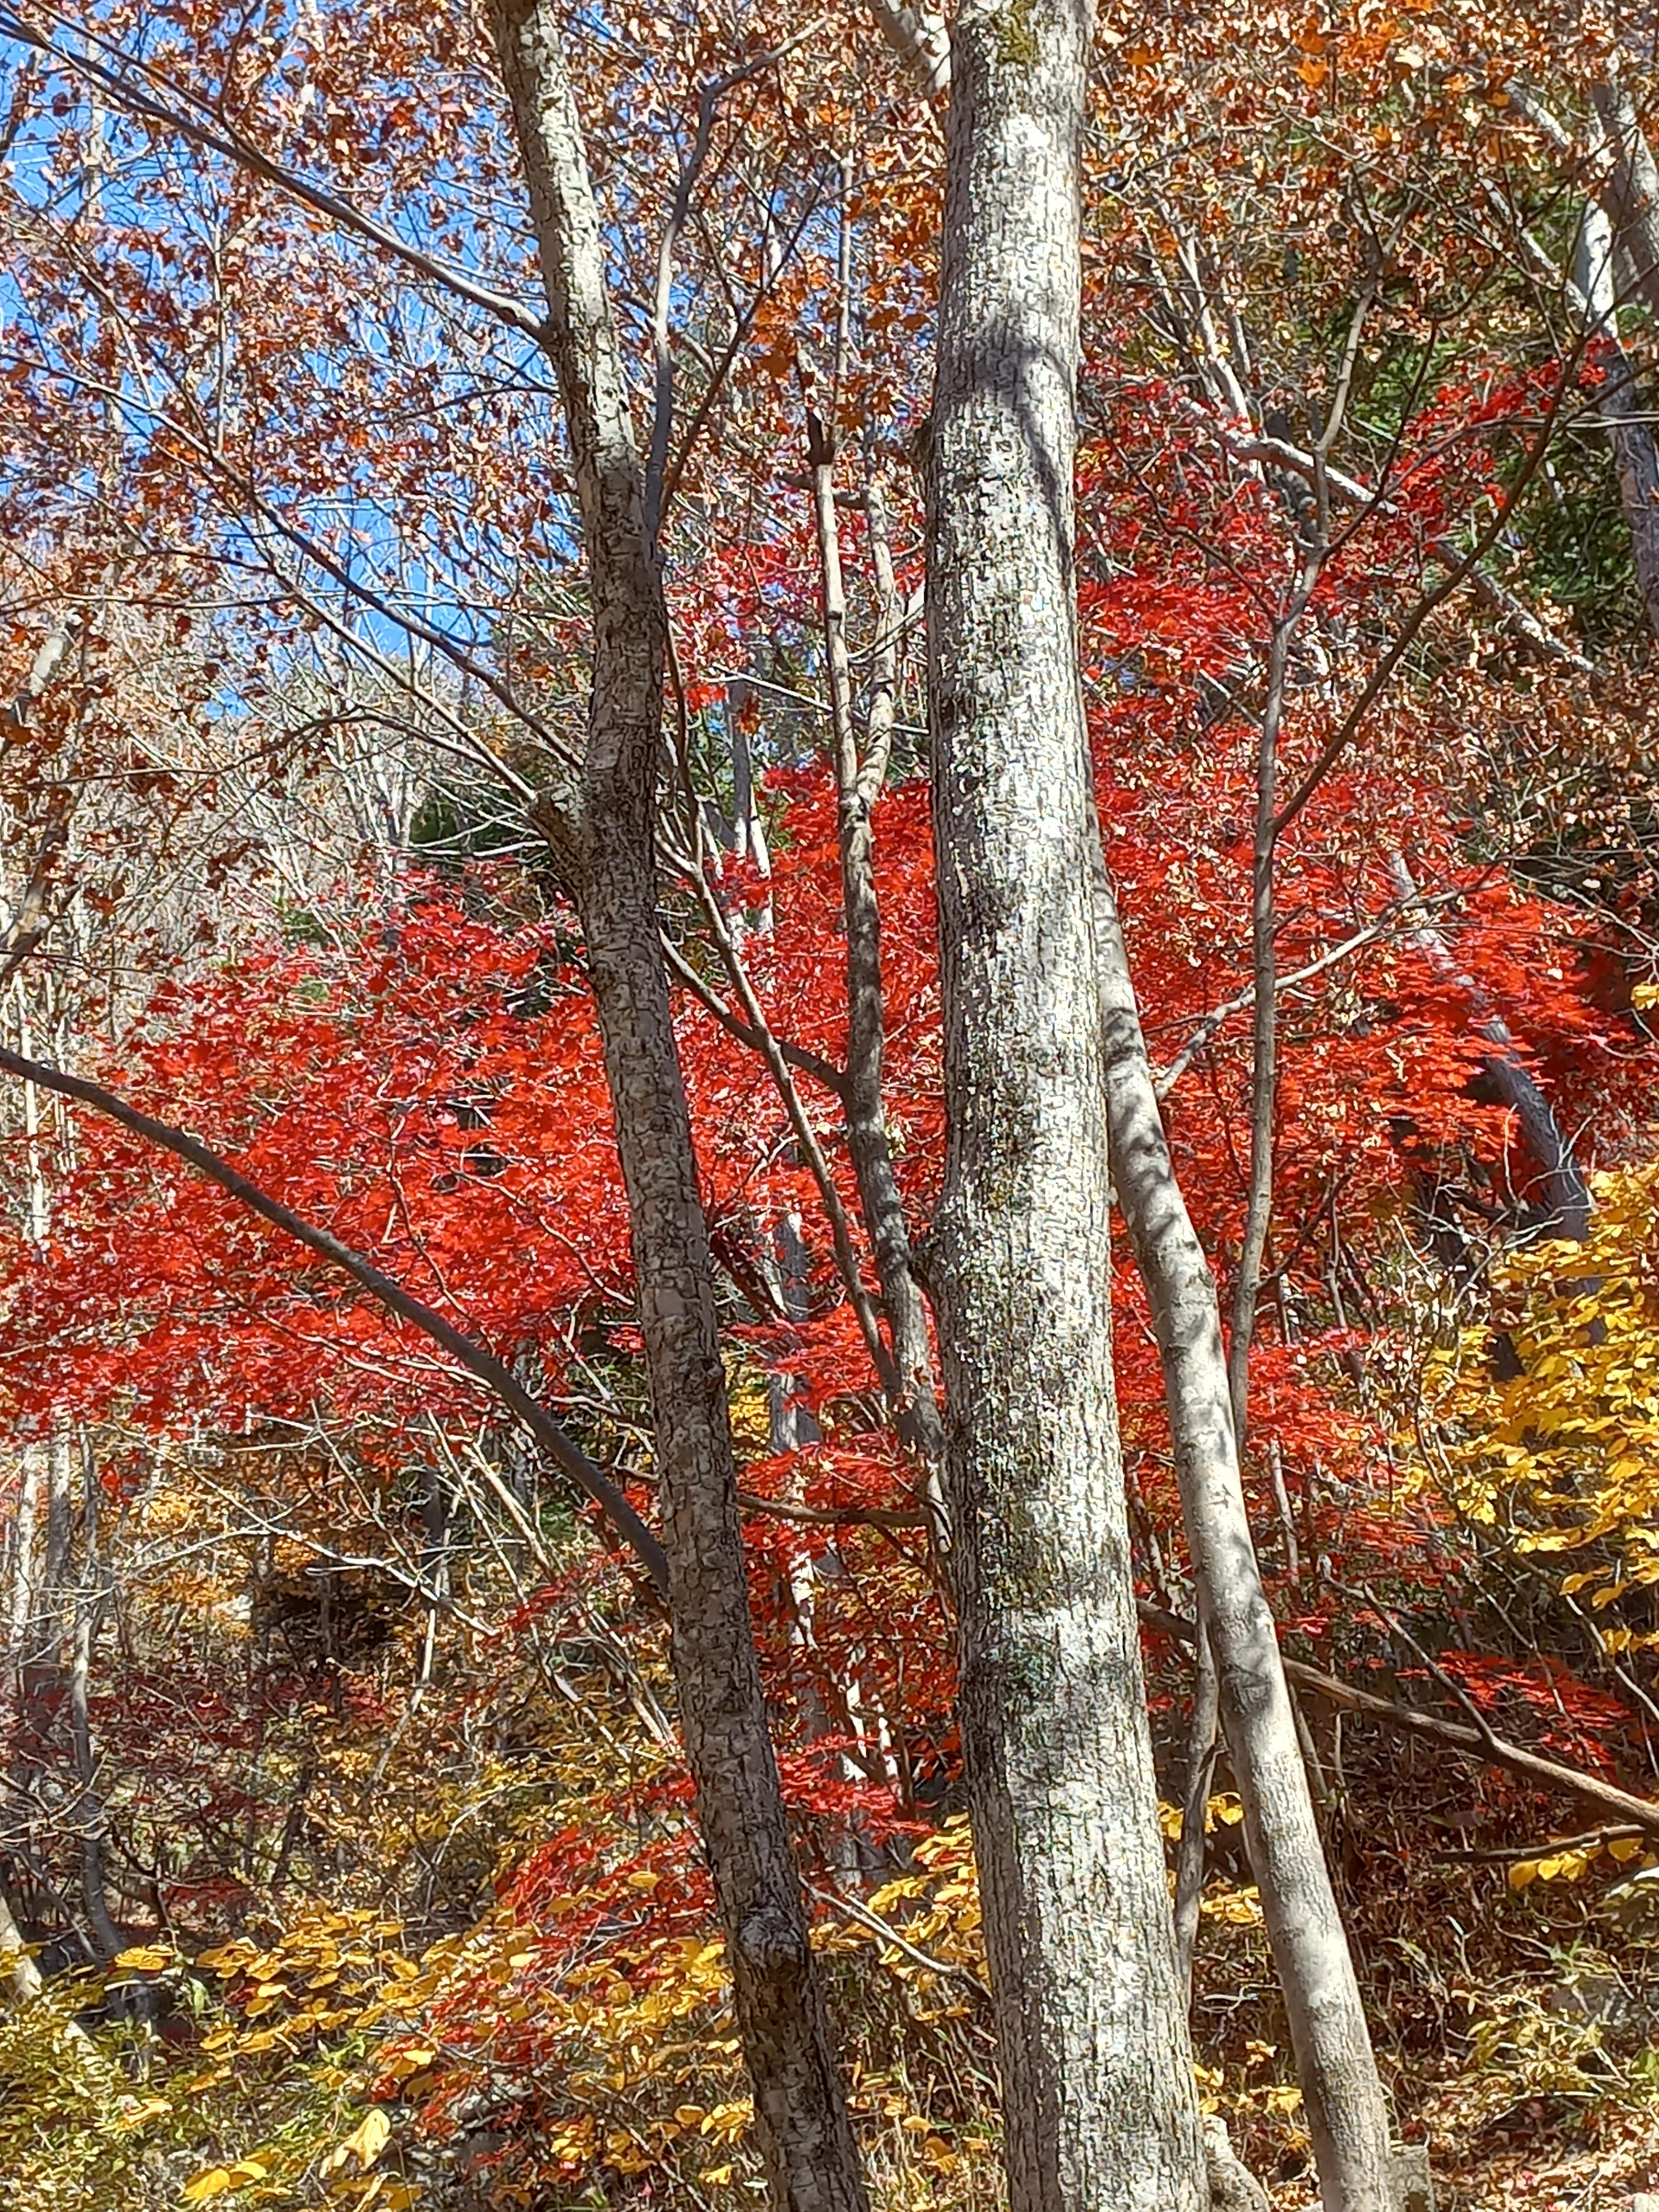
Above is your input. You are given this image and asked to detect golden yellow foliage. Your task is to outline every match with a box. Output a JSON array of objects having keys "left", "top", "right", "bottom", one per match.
[{"left": 1419, "top": 1160, "right": 1659, "bottom": 1636}]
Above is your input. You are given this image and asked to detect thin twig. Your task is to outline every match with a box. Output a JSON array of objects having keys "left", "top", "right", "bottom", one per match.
[{"left": 805, "top": 1881, "right": 988, "bottom": 2000}]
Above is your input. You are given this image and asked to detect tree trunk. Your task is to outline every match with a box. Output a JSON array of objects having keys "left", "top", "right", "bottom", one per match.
[
  {"left": 1095, "top": 867, "right": 1398, "bottom": 2212},
  {"left": 868, "top": 0, "right": 951, "bottom": 98},
  {"left": 485, "top": 11, "right": 867, "bottom": 2209},
  {"left": 0, "top": 1880, "right": 43, "bottom": 2002},
  {"left": 1592, "top": 82, "right": 1659, "bottom": 319},
  {"left": 1386, "top": 853, "right": 1590, "bottom": 1242},
  {"left": 1512, "top": 79, "right": 1659, "bottom": 641},
  {"left": 68, "top": 1599, "right": 121, "bottom": 1964},
  {"left": 807, "top": 442, "right": 943, "bottom": 1467},
  {"left": 1172, "top": 1619, "right": 1218, "bottom": 1995},
  {"left": 1576, "top": 169, "right": 1659, "bottom": 642},
  {"left": 68, "top": 1438, "right": 122, "bottom": 1964},
  {"left": 924, "top": 6, "right": 1205, "bottom": 2207}
]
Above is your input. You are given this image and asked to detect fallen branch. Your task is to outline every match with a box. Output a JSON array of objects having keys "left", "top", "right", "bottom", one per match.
[
  {"left": 805, "top": 1881, "right": 988, "bottom": 2000},
  {"left": 1434, "top": 1824, "right": 1645, "bottom": 1866},
  {"left": 1139, "top": 1600, "right": 1659, "bottom": 1840}
]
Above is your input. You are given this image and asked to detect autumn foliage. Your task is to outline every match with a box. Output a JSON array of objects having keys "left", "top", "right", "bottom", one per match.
[{"left": 2, "top": 0, "right": 1659, "bottom": 2207}]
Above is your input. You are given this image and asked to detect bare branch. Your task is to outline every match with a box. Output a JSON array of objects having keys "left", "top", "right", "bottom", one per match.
[
  {"left": 0, "top": 5, "right": 545, "bottom": 340},
  {"left": 0, "top": 1045, "right": 670, "bottom": 1595}
]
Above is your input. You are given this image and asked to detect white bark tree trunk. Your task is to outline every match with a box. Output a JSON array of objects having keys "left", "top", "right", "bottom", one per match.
[
  {"left": 924, "top": 7, "right": 1205, "bottom": 2207},
  {"left": 1510, "top": 79, "right": 1659, "bottom": 641},
  {"left": 1592, "top": 82, "right": 1659, "bottom": 319},
  {"left": 1094, "top": 867, "right": 1399, "bottom": 2212},
  {"left": 1576, "top": 168, "right": 1659, "bottom": 642}
]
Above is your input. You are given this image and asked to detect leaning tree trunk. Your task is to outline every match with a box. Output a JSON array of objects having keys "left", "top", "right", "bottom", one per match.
[
  {"left": 1387, "top": 852, "right": 1590, "bottom": 1243},
  {"left": 485, "top": 10, "right": 866, "bottom": 2210},
  {"left": 923, "top": 5, "right": 1205, "bottom": 2208},
  {"left": 1094, "top": 866, "right": 1399, "bottom": 2212}
]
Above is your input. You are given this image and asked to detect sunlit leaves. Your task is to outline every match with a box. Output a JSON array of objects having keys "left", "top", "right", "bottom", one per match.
[{"left": 1422, "top": 1161, "right": 1659, "bottom": 1627}]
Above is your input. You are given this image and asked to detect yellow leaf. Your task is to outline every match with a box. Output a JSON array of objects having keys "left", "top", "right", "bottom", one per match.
[
  {"left": 1509, "top": 1859, "right": 1540, "bottom": 1890},
  {"left": 1609, "top": 1836, "right": 1645, "bottom": 1863},
  {"left": 114, "top": 1944, "right": 172, "bottom": 1972},
  {"left": 114, "top": 2096, "right": 171, "bottom": 2131},
  {"left": 324, "top": 2110, "right": 392, "bottom": 2175},
  {"left": 1201, "top": 1883, "right": 1264, "bottom": 1924},
  {"left": 384, "top": 2044, "right": 438, "bottom": 2080},
  {"left": 1532, "top": 1850, "right": 1591, "bottom": 1882},
  {"left": 181, "top": 2173, "right": 236, "bottom": 2204}
]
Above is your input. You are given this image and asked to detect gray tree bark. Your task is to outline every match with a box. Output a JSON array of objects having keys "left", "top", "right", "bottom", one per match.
[
  {"left": 1172, "top": 1619, "right": 1218, "bottom": 1994},
  {"left": 1507, "top": 79, "right": 1659, "bottom": 641},
  {"left": 1576, "top": 157, "right": 1659, "bottom": 642},
  {"left": 67, "top": 1438, "right": 122, "bottom": 1964},
  {"left": 867, "top": 0, "right": 951, "bottom": 96},
  {"left": 1592, "top": 82, "right": 1659, "bottom": 319},
  {"left": 864, "top": 17, "right": 1393, "bottom": 2203},
  {"left": 1095, "top": 869, "right": 1398, "bottom": 2212},
  {"left": 806, "top": 437, "right": 943, "bottom": 1467},
  {"left": 484, "top": 10, "right": 867, "bottom": 2209},
  {"left": 924, "top": 5, "right": 1206, "bottom": 2208}
]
